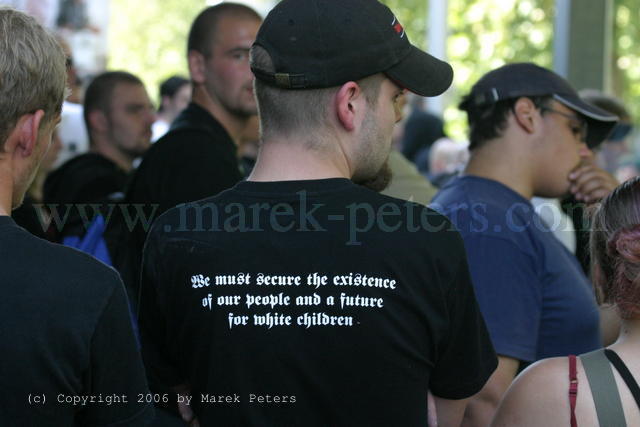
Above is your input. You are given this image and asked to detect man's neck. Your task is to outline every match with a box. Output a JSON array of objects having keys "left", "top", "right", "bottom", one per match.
[
  {"left": 248, "top": 137, "right": 351, "bottom": 182},
  {"left": 0, "top": 164, "right": 14, "bottom": 216},
  {"left": 463, "top": 139, "right": 534, "bottom": 199},
  {"left": 156, "top": 112, "right": 172, "bottom": 126},
  {"left": 192, "top": 87, "right": 248, "bottom": 146}
]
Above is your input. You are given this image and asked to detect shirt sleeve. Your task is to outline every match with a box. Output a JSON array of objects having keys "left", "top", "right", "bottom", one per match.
[
  {"left": 464, "top": 234, "right": 543, "bottom": 361},
  {"left": 429, "top": 249, "right": 499, "bottom": 399},
  {"left": 80, "top": 276, "right": 155, "bottom": 426},
  {"left": 137, "top": 222, "right": 185, "bottom": 394}
]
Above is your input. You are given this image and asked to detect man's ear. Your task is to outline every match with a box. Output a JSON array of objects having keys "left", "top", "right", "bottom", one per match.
[
  {"left": 88, "top": 110, "right": 108, "bottom": 133},
  {"left": 335, "top": 81, "right": 363, "bottom": 132},
  {"left": 512, "top": 97, "right": 537, "bottom": 135},
  {"left": 188, "top": 50, "right": 207, "bottom": 85},
  {"left": 14, "top": 110, "right": 45, "bottom": 158}
]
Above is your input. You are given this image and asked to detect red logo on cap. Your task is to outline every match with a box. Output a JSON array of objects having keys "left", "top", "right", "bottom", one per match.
[{"left": 391, "top": 17, "right": 405, "bottom": 38}]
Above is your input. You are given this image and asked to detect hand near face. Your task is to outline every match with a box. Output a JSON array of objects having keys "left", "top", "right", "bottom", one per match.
[{"left": 568, "top": 150, "right": 618, "bottom": 204}]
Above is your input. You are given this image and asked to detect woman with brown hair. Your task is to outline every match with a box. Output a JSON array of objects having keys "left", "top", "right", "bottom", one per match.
[{"left": 492, "top": 176, "right": 640, "bottom": 426}]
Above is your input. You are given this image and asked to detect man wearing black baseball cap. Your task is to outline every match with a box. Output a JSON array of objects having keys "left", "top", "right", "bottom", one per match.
[
  {"left": 138, "top": 0, "right": 497, "bottom": 425},
  {"left": 432, "top": 62, "right": 619, "bottom": 426}
]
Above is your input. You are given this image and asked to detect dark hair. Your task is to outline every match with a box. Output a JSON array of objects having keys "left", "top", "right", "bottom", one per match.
[
  {"left": 158, "top": 76, "right": 189, "bottom": 112},
  {"left": 590, "top": 176, "right": 640, "bottom": 319},
  {"left": 187, "top": 3, "right": 261, "bottom": 57},
  {"left": 83, "top": 71, "right": 143, "bottom": 137},
  {"left": 460, "top": 95, "right": 551, "bottom": 150}
]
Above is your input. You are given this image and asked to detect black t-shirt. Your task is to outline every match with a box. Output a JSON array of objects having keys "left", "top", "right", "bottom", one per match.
[
  {"left": 126, "top": 102, "right": 242, "bottom": 216},
  {"left": 0, "top": 216, "right": 153, "bottom": 426},
  {"left": 12, "top": 195, "right": 49, "bottom": 239},
  {"left": 122, "top": 103, "right": 243, "bottom": 301},
  {"left": 43, "top": 153, "right": 129, "bottom": 243},
  {"left": 139, "top": 178, "right": 497, "bottom": 426},
  {"left": 44, "top": 152, "right": 128, "bottom": 206}
]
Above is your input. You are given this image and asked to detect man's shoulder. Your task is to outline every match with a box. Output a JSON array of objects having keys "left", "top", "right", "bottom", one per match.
[
  {"left": 44, "top": 153, "right": 125, "bottom": 204},
  {"left": 160, "top": 102, "right": 232, "bottom": 145},
  {"left": 54, "top": 153, "right": 117, "bottom": 174},
  {"left": 372, "top": 190, "right": 455, "bottom": 231},
  {"left": 8, "top": 227, "right": 120, "bottom": 285},
  {"left": 45, "top": 153, "right": 120, "bottom": 187},
  {"left": 432, "top": 176, "right": 536, "bottom": 237},
  {"left": 145, "top": 112, "right": 235, "bottom": 164}
]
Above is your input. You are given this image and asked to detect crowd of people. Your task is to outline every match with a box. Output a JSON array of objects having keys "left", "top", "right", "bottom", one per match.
[{"left": 1, "top": 0, "right": 639, "bottom": 426}]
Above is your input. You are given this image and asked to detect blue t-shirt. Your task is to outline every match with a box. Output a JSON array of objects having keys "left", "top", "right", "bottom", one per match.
[{"left": 431, "top": 176, "right": 601, "bottom": 362}]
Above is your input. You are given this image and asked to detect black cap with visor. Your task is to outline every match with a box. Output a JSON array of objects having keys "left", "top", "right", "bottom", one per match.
[
  {"left": 251, "top": 0, "right": 453, "bottom": 97},
  {"left": 459, "top": 63, "right": 619, "bottom": 148}
]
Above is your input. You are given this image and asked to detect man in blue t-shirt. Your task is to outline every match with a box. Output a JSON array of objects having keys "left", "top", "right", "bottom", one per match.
[{"left": 431, "top": 63, "right": 620, "bottom": 426}]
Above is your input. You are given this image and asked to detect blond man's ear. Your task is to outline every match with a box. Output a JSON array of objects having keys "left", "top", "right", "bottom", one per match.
[{"left": 7, "top": 110, "right": 45, "bottom": 158}]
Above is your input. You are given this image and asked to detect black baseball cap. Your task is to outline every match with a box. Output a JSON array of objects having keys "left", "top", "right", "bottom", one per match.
[
  {"left": 459, "top": 63, "right": 618, "bottom": 147},
  {"left": 251, "top": 0, "right": 453, "bottom": 97}
]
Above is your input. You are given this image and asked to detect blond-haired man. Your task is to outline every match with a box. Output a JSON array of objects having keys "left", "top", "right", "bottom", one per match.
[{"left": 0, "top": 8, "right": 153, "bottom": 426}]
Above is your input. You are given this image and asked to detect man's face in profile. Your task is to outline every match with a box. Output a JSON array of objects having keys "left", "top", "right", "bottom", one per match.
[
  {"left": 202, "top": 16, "right": 261, "bottom": 119},
  {"left": 353, "top": 78, "right": 403, "bottom": 192},
  {"left": 106, "top": 82, "right": 155, "bottom": 159}
]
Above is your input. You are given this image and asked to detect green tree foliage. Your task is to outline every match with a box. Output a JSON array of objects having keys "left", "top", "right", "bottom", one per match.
[
  {"left": 382, "top": 0, "right": 555, "bottom": 140},
  {"left": 108, "top": 0, "right": 206, "bottom": 105},
  {"left": 109, "top": 0, "right": 637, "bottom": 136},
  {"left": 613, "top": 0, "right": 640, "bottom": 123},
  {"left": 445, "top": 0, "right": 554, "bottom": 139}
]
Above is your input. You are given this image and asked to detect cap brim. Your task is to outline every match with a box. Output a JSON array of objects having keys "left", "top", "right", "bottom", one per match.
[
  {"left": 385, "top": 45, "right": 453, "bottom": 97},
  {"left": 554, "top": 94, "right": 619, "bottom": 148}
]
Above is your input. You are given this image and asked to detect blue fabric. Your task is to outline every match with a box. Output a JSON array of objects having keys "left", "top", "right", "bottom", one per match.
[
  {"left": 62, "top": 215, "right": 112, "bottom": 266},
  {"left": 62, "top": 215, "right": 140, "bottom": 347},
  {"left": 431, "top": 176, "right": 601, "bottom": 362}
]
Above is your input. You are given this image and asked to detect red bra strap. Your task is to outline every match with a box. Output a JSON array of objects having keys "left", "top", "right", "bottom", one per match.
[{"left": 569, "top": 355, "right": 578, "bottom": 427}]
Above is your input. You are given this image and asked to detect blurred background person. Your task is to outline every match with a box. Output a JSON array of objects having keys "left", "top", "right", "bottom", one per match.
[
  {"left": 580, "top": 89, "right": 636, "bottom": 180},
  {"left": 54, "top": 34, "right": 89, "bottom": 168},
  {"left": 399, "top": 93, "right": 447, "bottom": 171},
  {"left": 151, "top": 75, "right": 191, "bottom": 142},
  {"left": 382, "top": 92, "right": 438, "bottom": 205},
  {"left": 427, "top": 137, "right": 469, "bottom": 188},
  {"left": 44, "top": 71, "right": 154, "bottom": 242}
]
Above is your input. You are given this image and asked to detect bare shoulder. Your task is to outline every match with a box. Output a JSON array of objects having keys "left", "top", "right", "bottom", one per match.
[{"left": 491, "top": 357, "right": 571, "bottom": 427}]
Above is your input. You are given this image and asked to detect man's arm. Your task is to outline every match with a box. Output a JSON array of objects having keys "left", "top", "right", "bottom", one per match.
[
  {"left": 137, "top": 222, "right": 186, "bottom": 413},
  {"left": 83, "top": 278, "right": 155, "bottom": 426},
  {"left": 433, "top": 395, "right": 470, "bottom": 427},
  {"left": 462, "top": 356, "right": 519, "bottom": 427},
  {"left": 426, "top": 230, "right": 500, "bottom": 424}
]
